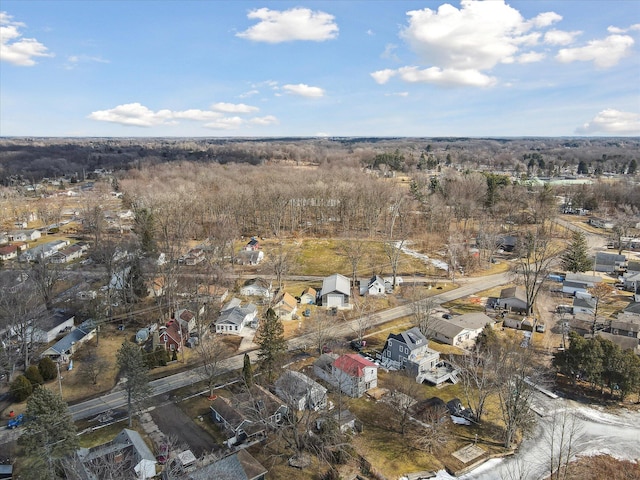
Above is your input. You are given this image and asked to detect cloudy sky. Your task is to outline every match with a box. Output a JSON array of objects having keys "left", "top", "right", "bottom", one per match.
[{"left": 1, "top": 0, "right": 639, "bottom": 137}]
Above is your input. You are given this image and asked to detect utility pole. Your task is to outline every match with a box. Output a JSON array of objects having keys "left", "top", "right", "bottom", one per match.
[{"left": 56, "top": 361, "right": 63, "bottom": 399}]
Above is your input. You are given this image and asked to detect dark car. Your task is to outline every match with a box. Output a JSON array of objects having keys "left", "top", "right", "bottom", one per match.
[
  {"left": 443, "top": 313, "right": 452, "bottom": 320},
  {"left": 350, "top": 340, "right": 367, "bottom": 352}
]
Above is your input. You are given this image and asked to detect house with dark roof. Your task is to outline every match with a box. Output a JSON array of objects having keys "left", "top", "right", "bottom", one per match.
[
  {"left": 210, "top": 386, "right": 288, "bottom": 447},
  {"left": 25, "top": 309, "right": 75, "bottom": 344},
  {"left": 186, "top": 449, "right": 267, "bottom": 480},
  {"left": 75, "top": 428, "right": 156, "bottom": 480},
  {"left": 498, "top": 286, "right": 528, "bottom": 313},
  {"left": 593, "top": 252, "right": 626, "bottom": 273},
  {"left": 243, "top": 238, "right": 260, "bottom": 251},
  {"left": 159, "top": 321, "right": 185, "bottom": 352},
  {"left": 0, "top": 244, "right": 18, "bottom": 261},
  {"left": 314, "top": 353, "right": 377, "bottom": 398},
  {"left": 41, "top": 318, "right": 97, "bottom": 360},
  {"left": 381, "top": 327, "right": 441, "bottom": 382},
  {"left": 610, "top": 314, "right": 640, "bottom": 339},
  {"left": 596, "top": 331, "right": 640, "bottom": 355},
  {"left": 562, "top": 272, "right": 602, "bottom": 296},
  {"left": 275, "top": 369, "right": 327, "bottom": 411},
  {"left": 572, "top": 296, "right": 596, "bottom": 316},
  {"left": 320, "top": 273, "right": 351, "bottom": 308}
]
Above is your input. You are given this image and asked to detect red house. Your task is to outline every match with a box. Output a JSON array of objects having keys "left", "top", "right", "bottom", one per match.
[{"left": 159, "top": 321, "right": 185, "bottom": 352}]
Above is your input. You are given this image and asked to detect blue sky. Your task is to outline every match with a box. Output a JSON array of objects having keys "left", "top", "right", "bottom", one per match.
[{"left": 1, "top": 0, "right": 639, "bottom": 137}]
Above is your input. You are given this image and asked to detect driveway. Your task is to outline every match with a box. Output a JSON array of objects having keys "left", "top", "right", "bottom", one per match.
[{"left": 150, "top": 402, "right": 219, "bottom": 457}]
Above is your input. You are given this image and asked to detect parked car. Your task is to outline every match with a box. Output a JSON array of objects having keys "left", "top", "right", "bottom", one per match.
[
  {"left": 443, "top": 313, "right": 452, "bottom": 320},
  {"left": 303, "top": 308, "right": 311, "bottom": 317},
  {"left": 7, "top": 413, "right": 24, "bottom": 429},
  {"left": 350, "top": 339, "right": 366, "bottom": 352}
]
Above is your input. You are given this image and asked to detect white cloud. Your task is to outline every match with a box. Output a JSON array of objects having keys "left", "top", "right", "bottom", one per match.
[
  {"left": 203, "top": 117, "right": 244, "bottom": 130},
  {"left": 282, "top": 83, "right": 325, "bottom": 97},
  {"left": 384, "top": 92, "right": 409, "bottom": 97},
  {"left": 370, "top": 69, "right": 397, "bottom": 85},
  {"left": 576, "top": 109, "right": 640, "bottom": 135},
  {"left": 528, "top": 11, "right": 562, "bottom": 29},
  {"left": 239, "top": 89, "right": 259, "bottom": 98},
  {"left": 556, "top": 34, "right": 634, "bottom": 68},
  {"left": 236, "top": 7, "right": 338, "bottom": 43},
  {"left": 516, "top": 51, "right": 546, "bottom": 63},
  {"left": 381, "top": 43, "right": 400, "bottom": 61},
  {"left": 0, "top": 11, "right": 53, "bottom": 66},
  {"left": 397, "top": 66, "right": 497, "bottom": 87},
  {"left": 88, "top": 103, "right": 228, "bottom": 126},
  {"left": 544, "top": 29, "right": 582, "bottom": 46},
  {"left": 64, "top": 54, "right": 109, "bottom": 70},
  {"left": 250, "top": 115, "right": 278, "bottom": 126},
  {"left": 211, "top": 102, "right": 259, "bottom": 113},
  {"left": 608, "top": 24, "right": 640, "bottom": 34}
]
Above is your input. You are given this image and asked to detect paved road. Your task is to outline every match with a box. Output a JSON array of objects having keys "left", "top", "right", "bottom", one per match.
[
  {"left": 65, "top": 272, "right": 510, "bottom": 422},
  {"left": 554, "top": 217, "right": 607, "bottom": 252}
]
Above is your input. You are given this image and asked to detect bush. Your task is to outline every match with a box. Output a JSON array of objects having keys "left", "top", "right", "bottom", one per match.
[
  {"left": 25, "top": 365, "right": 44, "bottom": 386},
  {"left": 10, "top": 375, "right": 33, "bottom": 402},
  {"left": 171, "top": 350, "right": 178, "bottom": 362},
  {"left": 38, "top": 357, "right": 58, "bottom": 381},
  {"left": 155, "top": 347, "right": 169, "bottom": 367}
]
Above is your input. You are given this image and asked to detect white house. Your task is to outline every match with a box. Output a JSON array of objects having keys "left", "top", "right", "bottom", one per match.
[
  {"left": 215, "top": 298, "right": 258, "bottom": 334},
  {"left": 240, "top": 278, "right": 272, "bottom": 299},
  {"left": 360, "top": 275, "right": 387, "bottom": 296},
  {"left": 428, "top": 312, "right": 494, "bottom": 347},
  {"left": 320, "top": 273, "right": 351, "bottom": 308}
]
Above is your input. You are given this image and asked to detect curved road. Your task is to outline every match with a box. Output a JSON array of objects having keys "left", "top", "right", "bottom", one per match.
[{"left": 65, "top": 271, "right": 511, "bottom": 422}]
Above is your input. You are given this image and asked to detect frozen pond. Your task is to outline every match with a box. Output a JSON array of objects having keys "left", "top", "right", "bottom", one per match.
[
  {"left": 399, "top": 241, "right": 449, "bottom": 271},
  {"left": 429, "top": 392, "right": 640, "bottom": 480}
]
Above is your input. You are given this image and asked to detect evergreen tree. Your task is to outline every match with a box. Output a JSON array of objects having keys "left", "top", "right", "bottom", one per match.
[
  {"left": 38, "top": 357, "right": 58, "bottom": 381},
  {"left": 561, "top": 231, "right": 592, "bottom": 273},
  {"left": 577, "top": 160, "right": 589, "bottom": 175},
  {"left": 10, "top": 375, "right": 32, "bottom": 402},
  {"left": 242, "top": 353, "right": 254, "bottom": 388},
  {"left": 116, "top": 342, "right": 152, "bottom": 427},
  {"left": 628, "top": 159, "right": 637, "bottom": 175},
  {"left": 19, "top": 388, "right": 78, "bottom": 480},
  {"left": 255, "top": 308, "right": 286, "bottom": 383}
]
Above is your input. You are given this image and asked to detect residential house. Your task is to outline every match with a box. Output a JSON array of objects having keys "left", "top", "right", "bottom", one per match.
[
  {"left": 272, "top": 291, "right": 298, "bottom": 320},
  {"left": 381, "top": 327, "right": 442, "bottom": 383},
  {"left": 320, "top": 273, "right": 351, "bottom": 308},
  {"left": 314, "top": 353, "right": 377, "bottom": 398},
  {"left": 428, "top": 312, "right": 494, "bottom": 347},
  {"left": 503, "top": 316, "right": 535, "bottom": 331},
  {"left": 240, "top": 278, "right": 272, "bottom": 299},
  {"left": 21, "top": 239, "right": 70, "bottom": 262},
  {"left": 498, "top": 235, "right": 517, "bottom": 252},
  {"left": 593, "top": 252, "right": 626, "bottom": 273},
  {"left": 623, "top": 302, "right": 640, "bottom": 317},
  {"left": 75, "top": 428, "right": 156, "bottom": 480},
  {"left": 185, "top": 449, "right": 267, "bottom": 480},
  {"left": 622, "top": 271, "right": 640, "bottom": 294},
  {"left": 360, "top": 275, "right": 387, "bottom": 296},
  {"left": 181, "top": 248, "right": 205, "bottom": 266},
  {"left": 50, "top": 243, "right": 84, "bottom": 264},
  {"left": 0, "top": 233, "right": 9, "bottom": 245},
  {"left": 159, "top": 320, "right": 185, "bottom": 352},
  {"left": 316, "top": 409, "right": 358, "bottom": 434},
  {"left": 41, "top": 318, "right": 98, "bottom": 361},
  {"left": 210, "top": 385, "right": 288, "bottom": 447},
  {"left": 610, "top": 314, "right": 640, "bottom": 339},
  {"left": 215, "top": 298, "right": 257, "bottom": 334},
  {"left": 0, "top": 245, "right": 18, "bottom": 261},
  {"left": 276, "top": 369, "right": 328, "bottom": 411},
  {"left": 299, "top": 287, "right": 317, "bottom": 305},
  {"left": 7, "top": 231, "right": 27, "bottom": 242},
  {"left": 174, "top": 308, "right": 198, "bottom": 334},
  {"left": 243, "top": 237, "right": 260, "bottom": 251},
  {"left": 596, "top": 331, "right": 640, "bottom": 356},
  {"left": 572, "top": 296, "right": 596, "bottom": 316},
  {"left": 562, "top": 272, "right": 602, "bottom": 296},
  {"left": 498, "top": 286, "right": 528, "bottom": 313},
  {"left": 27, "top": 310, "right": 75, "bottom": 344},
  {"left": 589, "top": 217, "right": 614, "bottom": 229},
  {"left": 237, "top": 249, "right": 264, "bottom": 266}
]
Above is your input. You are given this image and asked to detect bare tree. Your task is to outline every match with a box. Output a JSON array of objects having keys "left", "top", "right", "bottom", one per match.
[
  {"left": 197, "top": 334, "right": 227, "bottom": 398},
  {"left": 305, "top": 309, "right": 338, "bottom": 355},
  {"left": 587, "top": 282, "right": 614, "bottom": 334},
  {"left": 78, "top": 349, "right": 110, "bottom": 387},
  {"left": 267, "top": 241, "right": 298, "bottom": 291},
  {"left": 0, "top": 278, "right": 40, "bottom": 370},
  {"left": 25, "top": 257, "right": 62, "bottom": 311},
  {"left": 512, "top": 231, "right": 562, "bottom": 315},
  {"left": 544, "top": 409, "right": 583, "bottom": 480},
  {"left": 337, "top": 235, "right": 366, "bottom": 287},
  {"left": 386, "top": 370, "right": 420, "bottom": 434},
  {"left": 408, "top": 402, "right": 450, "bottom": 454},
  {"left": 407, "top": 286, "right": 435, "bottom": 339},
  {"left": 452, "top": 348, "right": 499, "bottom": 424},
  {"left": 382, "top": 238, "right": 406, "bottom": 289},
  {"left": 349, "top": 296, "right": 374, "bottom": 343}
]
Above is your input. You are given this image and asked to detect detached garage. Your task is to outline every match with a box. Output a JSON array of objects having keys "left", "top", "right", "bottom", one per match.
[{"left": 321, "top": 273, "right": 351, "bottom": 308}]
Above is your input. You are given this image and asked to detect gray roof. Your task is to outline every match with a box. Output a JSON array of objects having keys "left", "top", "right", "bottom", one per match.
[
  {"left": 390, "top": 327, "right": 427, "bottom": 351},
  {"left": 187, "top": 449, "right": 267, "bottom": 480},
  {"left": 573, "top": 296, "right": 596, "bottom": 309},
  {"left": 216, "top": 302, "right": 256, "bottom": 326},
  {"left": 565, "top": 273, "right": 602, "bottom": 284},
  {"left": 594, "top": 252, "right": 626, "bottom": 265},
  {"left": 500, "top": 286, "right": 527, "bottom": 302},
  {"left": 44, "top": 321, "right": 95, "bottom": 356},
  {"left": 276, "top": 370, "right": 327, "bottom": 405},
  {"left": 453, "top": 312, "right": 495, "bottom": 330},
  {"left": 114, "top": 428, "right": 155, "bottom": 462},
  {"left": 597, "top": 332, "right": 639, "bottom": 352},
  {"left": 36, "top": 309, "right": 74, "bottom": 332},
  {"left": 623, "top": 302, "right": 640, "bottom": 315},
  {"left": 321, "top": 273, "right": 350, "bottom": 296}
]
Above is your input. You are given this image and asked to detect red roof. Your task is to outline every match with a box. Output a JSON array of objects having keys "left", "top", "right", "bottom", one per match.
[
  {"left": 333, "top": 354, "right": 376, "bottom": 378},
  {"left": 0, "top": 245, "right": 17, "bottom": 255}
]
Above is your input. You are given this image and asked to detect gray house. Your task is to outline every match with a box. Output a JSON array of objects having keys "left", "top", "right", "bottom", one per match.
[
  {"left": 215, "top": 298, "right": 257, "bottom": 335},
  {"left": 498, "top": 287, "right": 528, "bottom": 313},
  {"left": 275, "top": 369, "right": 327, "bottom": 411},
  {"left": 593, "top": 252, "right": 626, "bottom": 273},
  {"left": 320, "top": 273, "right": 351, "bottom": 308},
  {"left": 562, "top": 273, "right": 602, "bottom": 296},
  {"left": 186, "top": 449, "right": 267, "bottom": 480},
  {"left": 75, "top": 428, "right": 156, "bottom": 480},
  {"left": 381, "top": 327, "right": 441, "bottom": 383}
]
